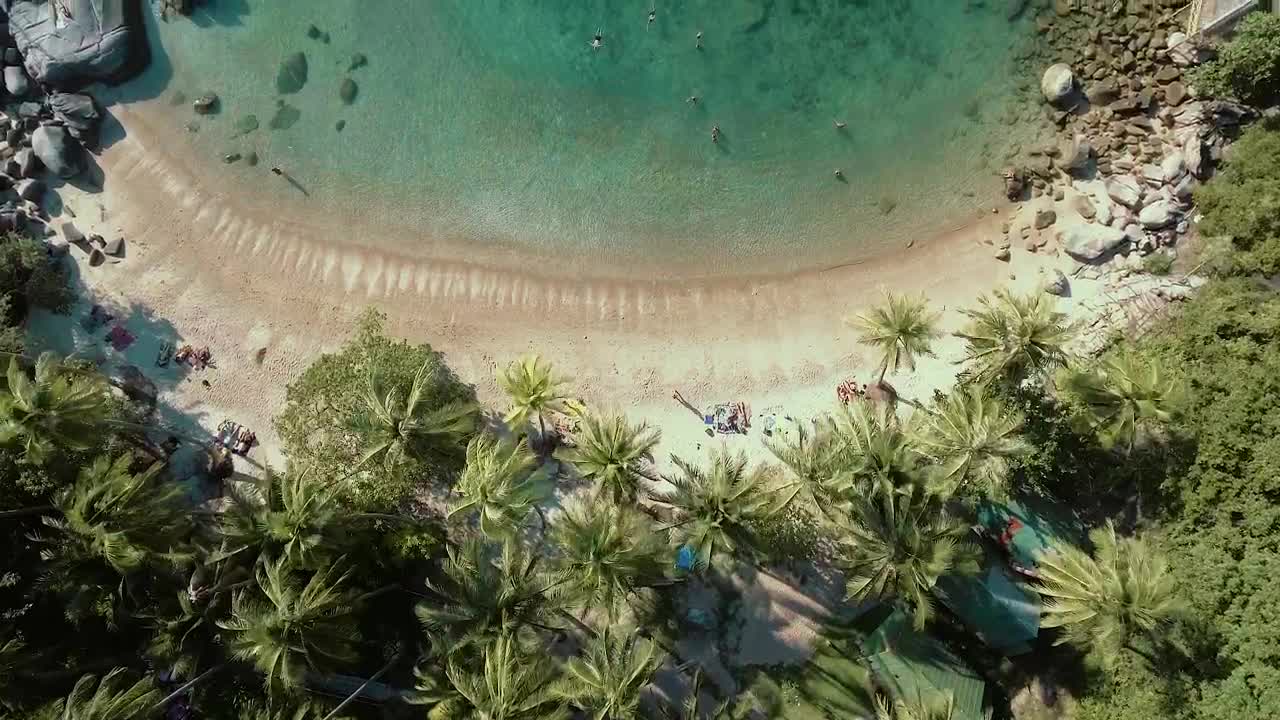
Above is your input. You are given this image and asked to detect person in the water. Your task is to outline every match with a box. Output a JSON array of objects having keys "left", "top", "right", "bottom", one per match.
[
  {"left": 711, "top": 125, "right": 720, "bottom": 143},
  {"left": 590, "top": 32, "right": 603, "bottom": 49},
  {"left": 648, "top": 8, "right": 656, "bottom": 27},
  {"left": 834, "top": 120, "right": 847, "bottom": 129},
  {"left": 696, "top": 31, "right": 704, "bottom": 49},
  {"left": 687, "top": 94, "right": 699, "bottom": 104}
]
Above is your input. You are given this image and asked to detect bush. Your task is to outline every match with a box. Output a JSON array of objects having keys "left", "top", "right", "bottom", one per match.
[
  {"left": 1191, "top": 11, "right": 1280, "bottom": 105},
  {"left": 274, "top": 309, "right": 476, "bottom": 511},
  {"left": 0, "top": 232, "right": 73, "bottom": 353},
  {"left": 1194, "top": 125, "right": 1280, "bottom": 276},
  {"left": 1143, "top": 252, "right": 1174, "bottom": 276}
]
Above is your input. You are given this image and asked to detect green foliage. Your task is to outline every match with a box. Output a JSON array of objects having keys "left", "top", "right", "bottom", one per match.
[
  {"left": 559, "top": 413, "right": 660, "bottom": 504},
  {"left": 414, "top": 634, "right": 568, "bottom": 720},
  {"left": 1190, "top": 11, "right": 1280, "bottom": 105},
  {"left": 497, "top": 354, "right": 570, "bottom": 433},
  {"left": 557, "top": 630, "right": 663, "bottom": 720},
  {"left": 1142, "top": 252, "right": 1174, "bottom": 276},
  {"left": 955, "top": 288, "right": 1075, "bottom": 386},
  {"left": 660, "top": 448, "right": 798, "bottom": 572},
  {"left": 274, "top": 309, "right": 476, "bottom": 511},
  {"left": 0, "top": 353, "right": 112, "bottom": 466},
  {"left": 447, "top": 433, "right": 553, "bottom": 540},
  {"left": 348, "top": 360, "right": 477, "bottom": 475},
  {"left": 218, "top": 470, "right": 347, "bottom": 570},
  {"left": 1194, "top": 124, "right": 1280, "bottom": 276},
  {"left": 829, "top": 398, "right": 922, "bottom": 499},
  {"left": 1061, "top": 352, "right": 1183, "bottom": 453},
  {"left": 913, "top": 384, "right": 1030, "bottom": 499},
  {"left": 549, "top": 500, "right": 668, "bottom": 621},
  {"left": 849, "top": 292, "right": 942, "bottom": 383},
  {"left": 0, "top": 231, "right": 73, "bottom": 355},
  {"left": 32, "top": 668, "right": 160, "bottom": 720},
  {"left": 1037, "top": 523, "right": 1183, "bottom": 666},
  {"left": 417, "top": 537, "right": 561, "bottom": 656},
  {"left": 218, "top": 557, "right": 362, "bottom": 696},
  {"left": 836, "top": 481, "right": 980, "bottom": 630}
]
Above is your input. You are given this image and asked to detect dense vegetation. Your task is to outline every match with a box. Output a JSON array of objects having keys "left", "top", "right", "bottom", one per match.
[
  {"left": 1195, "top": 123, "right": 1280, "bottom": 276},
  {"left": 1191, "top": 11, "right": 1280, "bottom": 106}
]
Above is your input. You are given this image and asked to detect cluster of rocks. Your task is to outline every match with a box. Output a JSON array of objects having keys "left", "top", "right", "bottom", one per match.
[
  {"left": 0, "top": 1, "right": 144, "bottom": 263},
  {"left": 995, "top": 0, "right": 1264, "bottom": 276}
]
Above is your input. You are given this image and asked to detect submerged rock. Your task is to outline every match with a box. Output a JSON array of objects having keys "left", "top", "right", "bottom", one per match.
[
  {"left": 233, "top": 114, "right": 260, "bottom": 136},
  {"left": 31, "top": 125, "right": 84, "bottom": 178},
  {"left": 348, "top": 52, "right": 368, "bottom": 72},
  {"left": 269, "top": 102, "right": 301, "bottom": 130},
  {"left": 276, "top": 52, "right": 309, "bottom": 94},
  {"left": 339, "top": 77, "right": 358, "bottom": 105}
]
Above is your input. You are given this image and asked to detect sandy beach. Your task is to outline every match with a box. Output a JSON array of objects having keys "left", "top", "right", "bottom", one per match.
[{"left": 27, "top": 92, "right": 1148, "bottom": 477}]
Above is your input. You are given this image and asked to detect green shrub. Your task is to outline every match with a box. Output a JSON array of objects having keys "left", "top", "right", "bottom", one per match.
[
  {"left": 1142, "top": 252, "right": 1174, "bottom": 276},
  {"left": 0, "top": 231, "right": 73, "bottom": 353},
  {"left": 1191, "top": 11, "right": 1280, "bottom": 105},
  {"left": 275, "top": 309, "right": 476, "bottom": 511},
  {"left": 1194, "top": 125, "right": 1280, "bottom": 276}
]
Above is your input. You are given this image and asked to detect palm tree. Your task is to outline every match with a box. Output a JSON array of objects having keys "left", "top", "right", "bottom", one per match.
[
  {"left": 657, "top": 668, "right": 759, "bottom": 720},
  {"left": 955, "top": 289, "right": 1075, "bottom": 386},
  {"left": 838, "top": 482, "right": 981, "bottom": 630},
  {"left": 498, "top": 354, "right": 570, "bottom": 438},
  {"left": 764, "top": 423, "right": 847, "bottom": 522},
  {"left": 33, "top": 668, "right": 159, "bottom": 720},
  {"left": 1037, "top": 523, "right": 1183, "bottom": 666},
  {"left": 414, "top": 634, "right": 568, "bottom": 720},
  {"left": 874, "top": 690, "right": 956, "bottom": 720},
  {"left": 417, "top": 537, "right": 563, "bottom": 656},
  {"left": 914, "top": 385, "right": 1030, "bottom": 499},
  {"left": 830, "top": 398, "right": 922, "bottom": 500},
  {"left": 0, "top": 353, "right": 111, "bottom": 465},
  {"left": 448, "top": 433, "right": 554, "bottom": 540},
  {"left": 849, "top": 293, "right": 941, "bottom": 387},
  {"left": 35, "top": 455, "right": 191, "bottom": 600},
  {"left": 560, "top": 413, "right": 661, "bottom": 503},
  {"left": 1063, "top": 352, "right": 1182, "bottom": 453},
  {"left": 217, "top": 556, "right": 363, "bottom": 696},
  {"left": 658, "top": 448, "right": 798, "bottom": 573},
  {"left": 218, "top": 470, "right": 347, "bottom": 570},
  {"left": 550, "top": 500, "right": 669, "bottom": 621},
  {"left": 558, "top": 630, "right": 663, "bottom": 720},
  {"left": 348, "top": 360, "right": 477, "bottom": 472}
]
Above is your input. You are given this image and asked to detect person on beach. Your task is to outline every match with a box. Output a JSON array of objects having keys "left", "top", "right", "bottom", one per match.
[
  {"left": 590, "top": 32, "right": 604, "bottom": 49},
  {"left": 271, "top": 167, "right": 283, "bottom": 176}
]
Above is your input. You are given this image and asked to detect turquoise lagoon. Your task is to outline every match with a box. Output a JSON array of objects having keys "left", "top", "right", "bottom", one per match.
[{"left": 136, "top": 0, "right": 1048, "bottom": 278}]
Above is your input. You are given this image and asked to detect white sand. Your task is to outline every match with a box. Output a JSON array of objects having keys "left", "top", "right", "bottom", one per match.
[{"left": 25, "top": 94, "right": 1200, "bottom": 483}]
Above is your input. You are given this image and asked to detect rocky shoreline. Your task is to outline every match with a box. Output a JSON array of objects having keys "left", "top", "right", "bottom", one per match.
[{"left": 997, "top": 0, "right": 1268, "bottom": 278}]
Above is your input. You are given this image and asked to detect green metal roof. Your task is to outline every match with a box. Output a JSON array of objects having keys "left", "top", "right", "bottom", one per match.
[
  {"left": 976, "top": 497, "right": 1084, "bottom": 573},
  {"left": 935, "top": 565, "right": 1042, "bottom": 656},
  {"left": 861, "top": 610, "right": 987, "bottom": 720}
]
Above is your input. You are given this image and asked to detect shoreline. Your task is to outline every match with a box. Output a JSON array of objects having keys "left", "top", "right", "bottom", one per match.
[{"left": 35, "top": 92, "right": 1107, "bottom": 474}]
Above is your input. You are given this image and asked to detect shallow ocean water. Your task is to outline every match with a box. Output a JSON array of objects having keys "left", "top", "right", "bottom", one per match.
[{"left": 136, "top": 0, "right": 1044, "bottom": 277}]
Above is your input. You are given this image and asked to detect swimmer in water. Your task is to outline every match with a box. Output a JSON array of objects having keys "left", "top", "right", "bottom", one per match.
[
  {"left": 711, "top": 125, "right": 720, "bottom": 143},
  {"left": 687, "top": 94, "right": 699, "bottom": 104},
  {"left": 834, "top": 120, "right": 847, "bottom": 130},
  {"left": 696, "top": 31, "right": 703, "bottom": 49},
  {"left": 648, "top": 8, "right": 656, "bottom": 27},
  {"left": 590, "top": 31, "right": 603, "bottom": 49}
]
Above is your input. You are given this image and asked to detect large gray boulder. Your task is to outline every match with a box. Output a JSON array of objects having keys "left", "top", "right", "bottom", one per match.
[
  {"left": 3, "top": 65, "right": 31, "bottom": 96},
  {"left": 1139, "top": 199, "right": 1178, "bottom": 229},
  {"left": 1106, "top": 175, "right": 1143, "bottom": 209},
  {"left": 49, "top": 92, "right": 102, "bottom": 147},
  {"left": 31, "top": 125, "right": 85, "bottom": 178},
  {"left": 1058, "top": 219, "right": 1129, "bottom": 262},
  {"left": 7, "top": 0, "right": 142, "bottom": 89},
  {"left": 1041, "top": 64, "right": 1074, "bottom": 105}
]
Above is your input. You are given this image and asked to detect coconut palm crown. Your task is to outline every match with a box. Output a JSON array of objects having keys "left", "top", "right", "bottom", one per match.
[
  {"left": 413, "top": 634, "right": 569, "bottom": 720},
  {"left": 955, "top": 288, "right": 1075, "bottom": 386},
  {"left": 218, "top": 469, "right": 346, "bottom": 570},
  {"left": 0, "top": 353, "right": 111, "bottom": 465},
  {"left": 348, "top": 360, "right": 477, "bottom": 472},
  {"left": 659, "top": 448, "right": 798, "bottom": 573},
  {"left": 850, "top": 293, "right": 942, "bottom": 385},
  {"left": 448, "top": 433, "right": 553, "bottom": 540},
  {"left": 498, "top": 354, "right": 571, "bottom": 435},
  {"left": 558, "top": 630, "right": 664, "bottom": 720},
  {"left": 839, "top": 481, "right": 981, "bottom": 630},
  {"left": 1037, "top": 522, "right": 1183, "bottom": 665},
  {"left": 32, "top": 669, "right": 159, "bottom": 720},
  {"left": 830, "top": 399, "right": 923, "bottom": 500},
  {"left": 1063, "top": 352, "right": 1182, "bottom": 453},
  {"left": 550, "top": 499, "right": 669, "bottom": 620},
  {"left": 560, "top": 413, "right": 661, "bottom": 503},
  {"left": 914, "top": 385, "right": 1030, "bottom": 499}
]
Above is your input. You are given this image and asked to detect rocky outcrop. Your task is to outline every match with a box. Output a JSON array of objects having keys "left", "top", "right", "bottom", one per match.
[
  {"left": 1058, "top": 219, "right": 1129, "bottom": 263},
  {"left": 31, "top": 125, "right": 85, "bottom": 178},
  {"left": 7, "top": 0, "right": 145, "bottom": 89},
  {"left": 49, "top": 92, "right": 103, "bottom": 147},
  {"left": 3, "top": 65, "right": 30, "bottom": 96}
]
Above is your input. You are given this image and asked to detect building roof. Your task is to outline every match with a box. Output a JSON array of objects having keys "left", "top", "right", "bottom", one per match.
[
  {"left": 976, "top": 497, "right": 1083, "bottom": 575},
  {"left": 936, "top": 564, "right": 1042, "bottom": 656},
  {"left": 861, "top": 610, "right": 987, "bottom": 720}
]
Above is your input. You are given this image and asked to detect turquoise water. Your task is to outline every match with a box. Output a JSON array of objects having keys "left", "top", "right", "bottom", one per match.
[{"left": 135, "top": 0, "right": 1046, "bottom": 277}]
